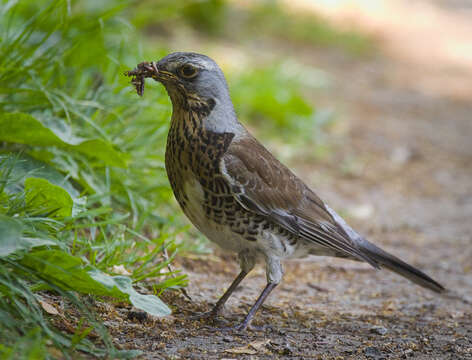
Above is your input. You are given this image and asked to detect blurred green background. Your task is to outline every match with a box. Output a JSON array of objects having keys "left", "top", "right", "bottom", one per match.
[{"left": 0, "top": 0, "right": 372, "bottom": 358}]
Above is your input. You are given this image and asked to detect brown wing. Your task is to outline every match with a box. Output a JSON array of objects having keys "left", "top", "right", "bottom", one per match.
[{"left": 221, "top": 136, "right": 379, "bottom": 267}]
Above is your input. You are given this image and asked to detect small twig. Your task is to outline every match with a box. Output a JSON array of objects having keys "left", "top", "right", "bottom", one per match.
[
  {"left": 162, "top": 246, "right": 192, "bottom": 302},
  {"left": 307, "top": 283, "right": 329, "bottom": 292}
]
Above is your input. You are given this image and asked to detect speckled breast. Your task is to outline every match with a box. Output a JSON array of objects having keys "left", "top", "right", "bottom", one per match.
[{"left": 164, "top": 110, "right": 269, "bottom": 246}]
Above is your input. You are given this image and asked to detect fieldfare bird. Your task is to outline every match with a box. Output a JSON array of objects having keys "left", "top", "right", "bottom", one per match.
[{"left": 126, "top": 52, "right": 444, "bottom": 331}]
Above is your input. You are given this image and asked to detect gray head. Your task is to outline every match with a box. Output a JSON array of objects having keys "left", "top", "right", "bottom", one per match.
[
  {"left": 155, "top": 52, "right": 229, "bottom": 105},
  {"left": 154, "top": 52, "right": 242, "bottom": 133}
]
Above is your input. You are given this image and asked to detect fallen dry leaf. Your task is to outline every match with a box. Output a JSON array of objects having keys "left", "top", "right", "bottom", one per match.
[
  {"left": 39, "top": 300, "right": 59, "bottom": 315},
  {"left": 224, "top": 345, "right": 257, "bottom": 355},
  {"left": 248, "top": 339, "right": 270, "bottom": 352},
  {"left": 224, "top": 340, "right": 270, "bottom": 355},
  {"left": 112, "top": 264, "right": 131, "bottom": 276}
]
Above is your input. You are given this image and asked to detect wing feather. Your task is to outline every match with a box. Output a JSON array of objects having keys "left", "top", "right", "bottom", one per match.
[{"left": 221, "top": 136, "right": 379, "bottom": 267}]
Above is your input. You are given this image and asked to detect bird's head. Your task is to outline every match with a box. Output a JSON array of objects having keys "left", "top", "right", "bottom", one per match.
[
  {"left": 127, "top": 52, "right": 243, "bottom": 133},
  {"left": 152, "top": 52, "right": 231, "bottom": 109}
]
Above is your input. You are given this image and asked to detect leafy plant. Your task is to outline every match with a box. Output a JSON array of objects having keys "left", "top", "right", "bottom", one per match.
[{"left": 0, "top": 0, "right": 186, "bottom": 357}]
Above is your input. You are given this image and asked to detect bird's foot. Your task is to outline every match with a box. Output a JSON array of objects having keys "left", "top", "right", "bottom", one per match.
[
  {"left": 189, "top": 310, "right": 218, "bottom": 321},
  {"left": 202, "top": 323, "right": 246, "bottom": 333},
  {"left": 203, "top": 321, "right": 270, "bottom": 333},
  {"left": 189, "top": 309, "right": 231, "bottom": 326}
]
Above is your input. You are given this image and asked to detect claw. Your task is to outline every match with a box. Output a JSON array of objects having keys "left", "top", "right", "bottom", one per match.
[
  {"left": 189, "top": 309, "right": 229, "bottom": 324},
  {"left": 189, "top": 310, "right": 218, "bottom": 321},
  {"left": 203, "top": 322, "right": 267, "bottom": 333}
]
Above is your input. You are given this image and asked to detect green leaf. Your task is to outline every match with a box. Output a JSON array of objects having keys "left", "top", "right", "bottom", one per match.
[
  {"left": 25, "top": 177, "right": 73, "bottom": 219},
  {"left": 0, "top": 215, "right": 23, "bottom": 257},
  {"left": 20, "top": 250, "right": 171, "bottom": 317},
  {"left": 20, "top": 250, "right": 99, "bottom": 293},
  {"left": 4, "top": 154, "right": 80, "bottom": 199},
  {"left": 0, "top": 112, "right": 127, "bottom": 167},
  {"left": 88, "top": 270, "right": 171, "bottom": 317},
  {"left": 0, "top": 215, "right": 56, "bottom": 257}
]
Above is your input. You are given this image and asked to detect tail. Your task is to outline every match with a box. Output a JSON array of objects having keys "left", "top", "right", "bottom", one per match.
[
  {"left": 357, "top": 238, "right": 445, "bottom": 293},
  {"left": 324, "top": 205, "right": 445, "bottom": 293}
]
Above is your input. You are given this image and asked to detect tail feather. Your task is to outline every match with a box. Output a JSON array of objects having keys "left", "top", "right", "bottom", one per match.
[
  {"left": 357, "top": 238, "right": 445, "bottom": 293},
  {"left": 324, "top": 205, "right": 445, "bottom": 293}
]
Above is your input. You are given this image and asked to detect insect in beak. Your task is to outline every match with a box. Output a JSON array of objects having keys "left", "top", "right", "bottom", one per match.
[{"left": 125, "top": 61, "right": 159, "bottom": 96}]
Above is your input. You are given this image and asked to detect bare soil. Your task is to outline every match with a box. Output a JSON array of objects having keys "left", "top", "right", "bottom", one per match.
[{"left": 107, "top": 3, "right": 471, "bottom": 359}]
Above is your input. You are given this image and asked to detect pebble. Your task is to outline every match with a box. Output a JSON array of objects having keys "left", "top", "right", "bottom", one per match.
[
  {"left": 223, "top": 336, "right": 233, "bottom": 342},
  {"left": 370, "top": 326, "right": 388, "bottom": 335},
  {"left": 127, "top": 310, "right": 148, "bottom": 322},
  {"left": 402, "top": 349, "right": 414, "bottom": 358},
  {"left": 364, "top": 346, "right": 384, "bottom": 359}
]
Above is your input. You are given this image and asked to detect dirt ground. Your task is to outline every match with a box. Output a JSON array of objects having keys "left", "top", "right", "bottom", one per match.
[{"left": 108, "top": 2, "right": 471, "bottom": 359}]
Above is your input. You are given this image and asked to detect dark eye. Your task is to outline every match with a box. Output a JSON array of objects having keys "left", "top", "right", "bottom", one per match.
[{"left": 179, "top": 64, "right": 198, "bottom": 79}]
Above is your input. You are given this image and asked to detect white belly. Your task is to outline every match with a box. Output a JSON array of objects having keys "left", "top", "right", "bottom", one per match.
[
  {"left": 182, "top": 180, "right": 250, "bottom": 254},
  {"left": 181, "top": 179, "right": 311, "bottom": 260}
]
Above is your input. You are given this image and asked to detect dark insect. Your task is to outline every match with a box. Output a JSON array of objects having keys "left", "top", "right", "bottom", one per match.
[
  {"left": 125, "top": 61, "right": 158, "bottom": 96},
  {"left": 127, "top": 310, "right": 148, "bottom": 323}
]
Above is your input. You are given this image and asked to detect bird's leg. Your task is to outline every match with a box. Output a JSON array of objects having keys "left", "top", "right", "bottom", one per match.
[
  {"left": 191, "top": 269, "right": 249, "bottom": 321},
  {"left": 212, "top": 270, "right": 250, "bottom": 315},
  {"left": 208, "top": 257, "right": 281, "bottom": 332},
  {"left": 231, "top": 257, "right": 282, "bottom": 331},
  {"left": 232, "top": 281, "right": 278, "bottom": 331},
  {"left": 192, "top": 250, "right": 255, "bottom": 322}
]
